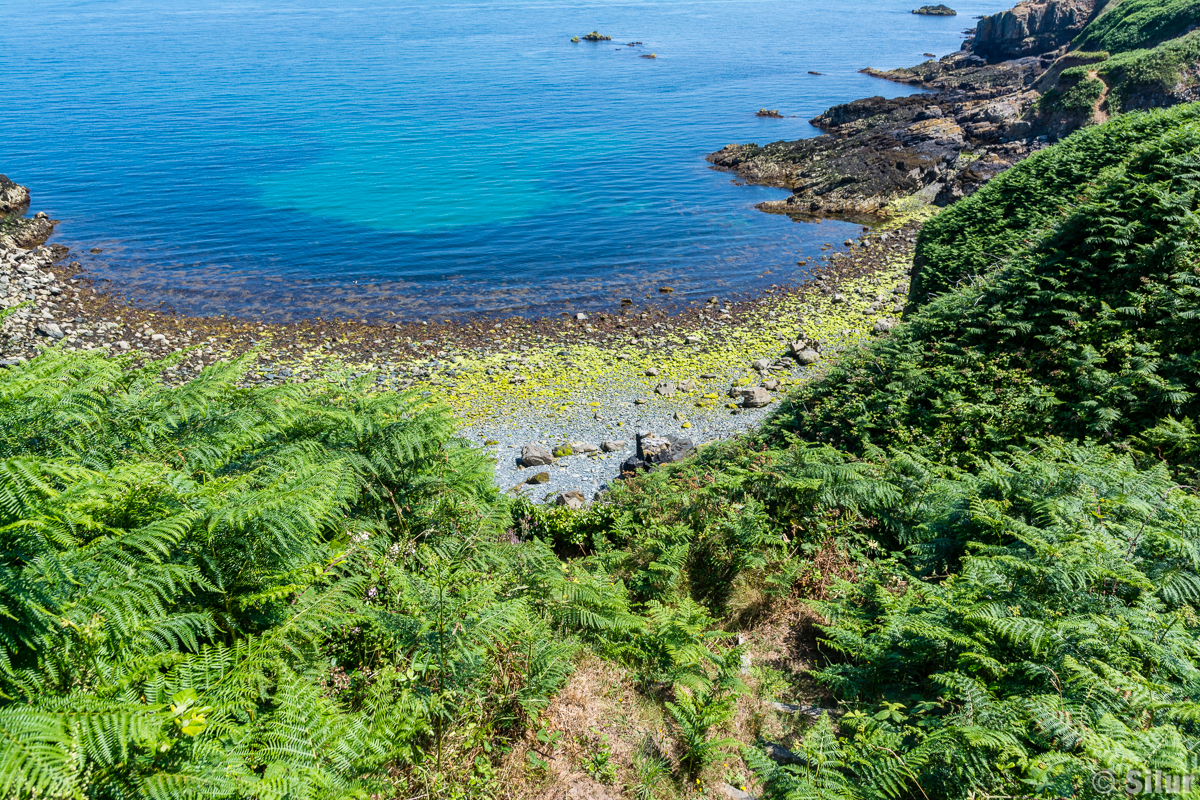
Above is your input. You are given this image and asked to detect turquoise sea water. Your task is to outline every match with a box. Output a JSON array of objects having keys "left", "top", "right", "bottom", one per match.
[{"left": 0, "top": 0, "right": 1008, "bottom": 321}]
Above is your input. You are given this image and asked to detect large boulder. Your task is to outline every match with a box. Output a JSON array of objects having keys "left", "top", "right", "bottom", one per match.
[
  {"left": 519, "top": 444, "right": 554, "bottom": 467},
  {"left": 0, "top": 175, "right": 30, "bottom": 215},
  {"left": 622, "top": 431, "right": 696, "bottom": 473},
  {"left": 732, "top": 387, "right": 771, "bottom": 408},
  {"left": 972, "top": 0, "right": 1097, "bottom": 62}
]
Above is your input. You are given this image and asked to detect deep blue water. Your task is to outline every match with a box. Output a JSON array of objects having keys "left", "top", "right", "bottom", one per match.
[{"left": 0, "top": 0, "right": 1008, "bottom": 321}]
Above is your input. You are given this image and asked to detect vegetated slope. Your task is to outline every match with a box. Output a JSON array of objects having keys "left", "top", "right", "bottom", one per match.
[
  {"left": 561, "top": 104, "right": 1200, "bottom": 798},
  {"left": 1075, "top": 0, "right": 1200, "bottom": 53},
  {"left": 0, "top": 350, "right": 594, "bottom": 798},
  {"left": 911, "top": 104, "right": 1200, "bottom": 303},
  {"left": 0, "top": 347, "right": 771, "bottom": 798}
]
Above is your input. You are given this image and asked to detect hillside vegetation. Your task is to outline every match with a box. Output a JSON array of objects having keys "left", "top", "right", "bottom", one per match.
[{"left": 1076, "top": 0, "right": 1200, "bottom": 54}]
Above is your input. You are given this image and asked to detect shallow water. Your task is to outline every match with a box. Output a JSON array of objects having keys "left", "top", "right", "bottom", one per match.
[{"left": 0, "top": 0, "right": 1008, "bottom": 321}]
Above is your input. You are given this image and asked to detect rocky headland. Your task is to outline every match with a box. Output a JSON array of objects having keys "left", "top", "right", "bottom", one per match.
[{"left": 707, "top": 0, "right": 1199, "bottom": 218}]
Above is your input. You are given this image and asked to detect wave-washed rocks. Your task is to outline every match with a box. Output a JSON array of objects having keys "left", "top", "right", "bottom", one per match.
[{"left": 706, "top": 0, "right": 1105, "bottom": 217}]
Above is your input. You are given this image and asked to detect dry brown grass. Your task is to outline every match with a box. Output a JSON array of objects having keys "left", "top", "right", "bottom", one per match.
[{"left": 495, "top": 652, "right": 680, "bottom": 800}]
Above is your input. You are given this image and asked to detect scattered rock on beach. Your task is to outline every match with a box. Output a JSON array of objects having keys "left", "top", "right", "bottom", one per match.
[
  {"left": 601, "top": 440, "right": 626, "bottom": 452},
  {"left": 636, "top": 431, "right": 696, "bottom": 466},
  {"left": 555, "top": 490, "right": 587, "bottom": 509},
  {"left": 569, "top": 441, "right": 599, "bottom": 454},
  {"left": 519, "top": 444, "right": 554, "bottom": 467},
  {"left": 794, "top": 348, "right": 821, "bottom": 365},
  {"left": 874, "top": 318, "right": 897, "bottom": 334},
  {"left": 35, "top": 322, "right": 64, "bottom": 339},
  {"left": 655, "top": 382, "right": 676, "bottom": 396},
  {"left": 528, "top": 471, "right": 551, "bottom": 485},
  {"left": 733, "top": 386, "right": 771, "bottom": 408}
]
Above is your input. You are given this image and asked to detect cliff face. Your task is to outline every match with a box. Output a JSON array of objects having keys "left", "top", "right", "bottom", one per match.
[{"left": 972, "top": 0, "right": 1098, "bottom": 62}]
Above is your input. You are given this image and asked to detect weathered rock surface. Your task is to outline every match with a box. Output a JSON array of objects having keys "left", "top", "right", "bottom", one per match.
[
  {"left": 621, "top": 431, "right": 696, "bottom": 473},
  {"left": 706, "top": 0, "right": 1110, "bottom": 216},
  {"left": 732, "top": 386, "right": 771, "bottom": 408},
  {"left": 555, "top": 490, "right": 587, "bottom": 509},
  {"left": 0, "top": 176, "right": 30, "bottom": 215},
  {"left": 973, "top": 0, "right": 1096, "bottom": 63},
  {"left": 519, "top": 444, "right": 555, "bottom": 467}
]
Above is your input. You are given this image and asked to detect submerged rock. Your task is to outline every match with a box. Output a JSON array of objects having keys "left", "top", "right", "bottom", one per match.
[
  {"left": 580, "top": 31, "right": 611, "bottom": 41},
  {"left": 756, "top": 108, "right": 783, "bottom": 118}
]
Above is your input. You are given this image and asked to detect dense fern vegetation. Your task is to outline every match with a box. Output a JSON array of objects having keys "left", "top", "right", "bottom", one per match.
[
  {"left": 1075, "top": 0, "right": 1200, "bottom": 54},
  {"left": 540, "top": 103, "right": 1200, "bottom": 797},
  {"left": 7, "top": 90, "right": 1200, "bottom": 800}
]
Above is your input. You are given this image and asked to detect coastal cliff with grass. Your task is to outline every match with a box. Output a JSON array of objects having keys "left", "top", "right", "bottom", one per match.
[{"left": 5, "top": 1, "right": 1200, "bottom": 799}]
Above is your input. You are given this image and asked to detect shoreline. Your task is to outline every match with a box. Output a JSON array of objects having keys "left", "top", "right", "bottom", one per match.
[{"left": 0, "top": 202, "right": 928, "bottom": 499}]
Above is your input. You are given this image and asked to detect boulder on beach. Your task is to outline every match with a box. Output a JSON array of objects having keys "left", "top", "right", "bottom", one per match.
[
  {"left": 624, "top": 431, "right": 695, "bottom": 472},
  {"left": 569, "top": 441, "right": 599, "bottom": 454},
  {"left": 732, "top": 386, "right": 771, "bottom": 408},
  {"left": 555, "top": 490, "right": 587, "bottom": 509},
  {"left": 794, "top": 348, "right": 821, "bottom": 366},
  {"left": 519, "top": 444, "right": 554, "bottom": 467},
  {"left": 601, "top": 440, "right": 626, "bottom": 452}
]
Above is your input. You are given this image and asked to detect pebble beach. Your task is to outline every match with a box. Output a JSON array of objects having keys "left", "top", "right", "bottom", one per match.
[{"left": 1, "top": 201, "right": 926, "bottom": 501}]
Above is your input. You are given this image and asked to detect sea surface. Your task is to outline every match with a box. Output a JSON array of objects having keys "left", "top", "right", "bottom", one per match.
[{"left": 0, "top": 0, "right": 1008, "bottom": 322}]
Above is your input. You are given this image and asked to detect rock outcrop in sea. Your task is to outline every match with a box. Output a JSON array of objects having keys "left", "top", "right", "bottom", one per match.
[{"left": 912, "top": 5, "right": 957, "bottom": 16}]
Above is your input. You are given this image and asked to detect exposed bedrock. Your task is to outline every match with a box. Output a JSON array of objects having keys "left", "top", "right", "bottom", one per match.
[
  {"left": 706, "top": 0, "right": 1120, "bottom": 217},
  {"left": 972, "top": 0, "right": 1098, "bottom": 63}
]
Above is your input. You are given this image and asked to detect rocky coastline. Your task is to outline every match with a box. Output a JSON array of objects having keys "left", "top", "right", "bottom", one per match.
[{"left": 705, "top": 0, "right": 1135, "bottom": 218}]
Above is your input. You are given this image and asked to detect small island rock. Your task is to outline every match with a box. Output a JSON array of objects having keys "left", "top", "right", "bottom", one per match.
[{"left": 912, "top": 4, "right": 956, "bottom": 15}]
